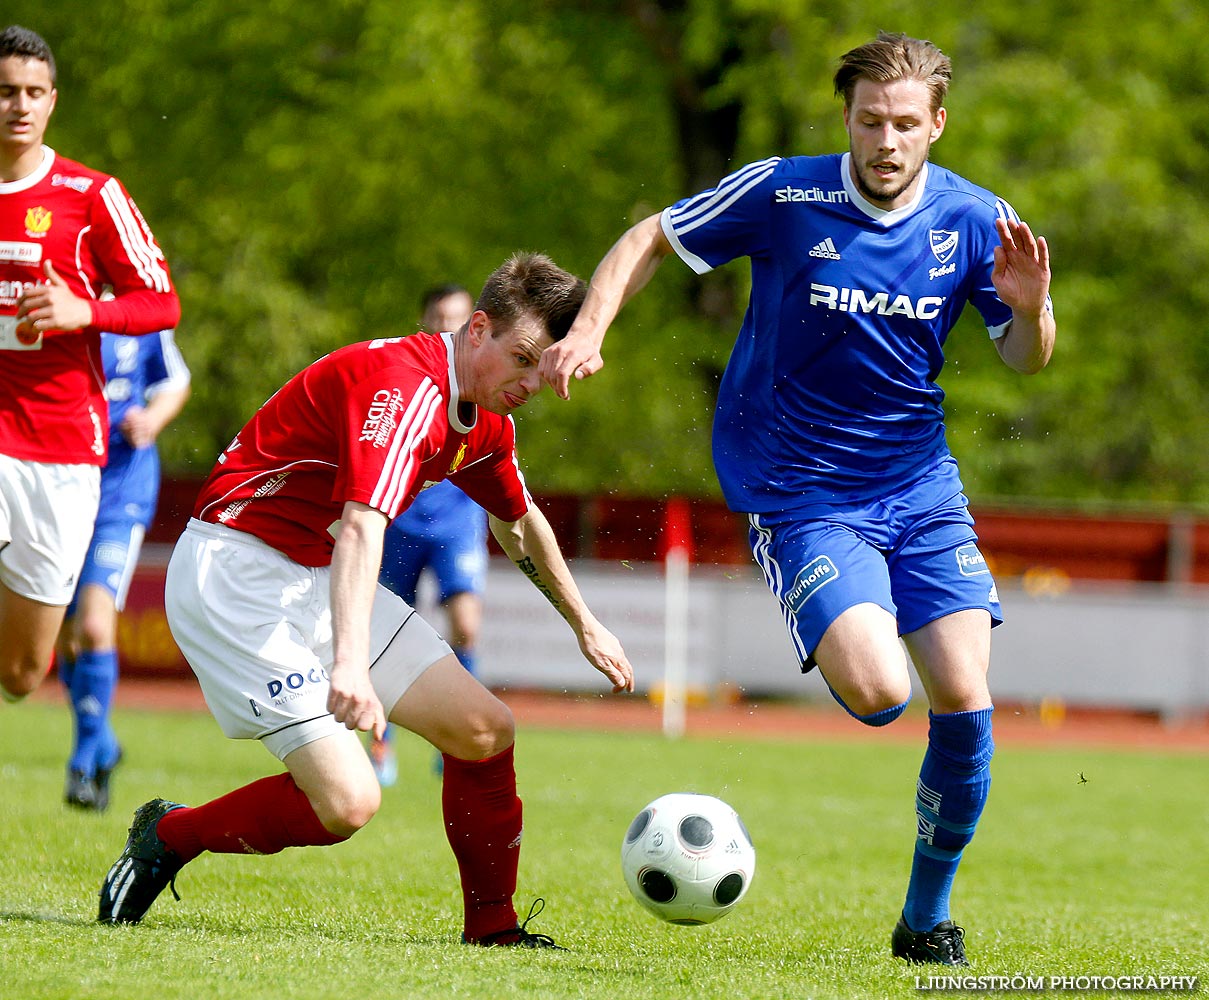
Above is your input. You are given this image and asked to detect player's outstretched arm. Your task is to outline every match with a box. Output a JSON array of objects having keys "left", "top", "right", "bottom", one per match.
[
  {"left": 490, "top": 506, "right": 635, "bottom": 693},
  {"left": 539, "top": 213, "right": 673, "bottom": 400},
  {"left": 991, "top": 217, "right": 1056, "bottom": 374}
]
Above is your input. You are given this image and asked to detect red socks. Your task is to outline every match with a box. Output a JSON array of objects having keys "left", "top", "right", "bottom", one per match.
[
  {"left": 157, "top": 773, "right": 346, "bottom": 863},
  {"left": 441, "top": 744, "right": 524, "bottom": 941},
  {"left": 154, "top": 751, "right": 522, "bottom": 943}
]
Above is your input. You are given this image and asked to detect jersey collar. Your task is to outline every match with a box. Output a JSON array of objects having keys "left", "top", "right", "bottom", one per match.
[
  {"left": 840, "top": 152, "right": 929, "bottom": 226},
  {"left": 0, "top": 145, "right": 55, "bottom": 193},
  {"left": 441, "top": 331, "right": 477, "bottom": 434}
]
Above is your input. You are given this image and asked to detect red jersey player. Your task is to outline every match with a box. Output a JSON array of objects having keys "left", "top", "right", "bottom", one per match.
[
  {"left": 0, "top": 25, "right": 181, "bottom": 701},
  {"left": 98, "top": 253, "right": 634, "bottom": 950}
]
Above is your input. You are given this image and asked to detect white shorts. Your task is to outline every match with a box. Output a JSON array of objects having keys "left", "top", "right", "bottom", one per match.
[
  {"left": 0, "top": 454, "right": 100, "bottom": 604},
  {"left": 165, "top": 519, "right": 452, "bottom": 760}
]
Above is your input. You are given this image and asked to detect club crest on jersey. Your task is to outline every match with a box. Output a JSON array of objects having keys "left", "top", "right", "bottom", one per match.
[
  {"left": 448, "top": 441, "right": 468, "bottom": 474},
  {"left": 929, "top": 229, "right": 958, "bottom": 264},
  {"left": 25, "top": 206, "right": 52, "bottom": 237}
]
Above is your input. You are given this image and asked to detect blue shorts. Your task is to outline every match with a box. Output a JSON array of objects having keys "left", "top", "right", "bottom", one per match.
[
  {"left": 73, "top": 515, "right": 147, "bottom": 613},
  {"left": 378, "top": 518, "right": 487, "bottom": 606},
  {"left": 71, "top": 458, "right": 157, "bottom": 613},
  {"left": 748, "top": 458, "right": 1002, "bottom": 671}
]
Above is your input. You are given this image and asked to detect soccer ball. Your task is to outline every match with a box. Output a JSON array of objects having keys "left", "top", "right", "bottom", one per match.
[{"left": 620, "top": 792, "right": 756, "bottom": 925}]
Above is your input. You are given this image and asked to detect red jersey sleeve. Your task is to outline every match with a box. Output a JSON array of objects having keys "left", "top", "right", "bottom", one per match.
[{"left": 82, "top": 177, "right": 180, "bottom": 334}]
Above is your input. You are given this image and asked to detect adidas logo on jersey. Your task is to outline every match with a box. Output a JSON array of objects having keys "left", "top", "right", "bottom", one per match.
[{"left": 809, "top": 237, "right": 841, "bottom": 260}]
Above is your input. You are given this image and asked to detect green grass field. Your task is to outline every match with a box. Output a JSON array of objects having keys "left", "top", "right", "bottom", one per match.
[{"left": 1, "top": 701, "right": 1205, "bottom": 1000}]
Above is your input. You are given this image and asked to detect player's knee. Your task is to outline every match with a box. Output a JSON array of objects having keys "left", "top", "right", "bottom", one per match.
[
  {"left": 1, "top": 679, "right": 30, "bottom": 703},
  {"left": 451, "top": 698, "right": 515, "bottom": 761},
  {"left": 0, "top": 657, "right": 47, "bottom": 700},
  {"left": 316, "top": 780, "right": 382, "bottom": 838},
  {"left": 827, "top": 678, "right": 912, "bottom": 726},
  {"left": 75, "top": 614, "right": 114, "bottom": 652}
]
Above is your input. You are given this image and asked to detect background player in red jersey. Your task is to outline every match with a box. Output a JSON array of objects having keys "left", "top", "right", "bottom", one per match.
[
  {"left": 0, "top": 25, "right": 181, "bottom": 702},
  {"left": 97, "top": 253, "right": 634, "bottom": 950}
]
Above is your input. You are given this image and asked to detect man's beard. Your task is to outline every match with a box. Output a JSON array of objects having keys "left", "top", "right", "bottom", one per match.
[{"left": 853, "top": 156, "right": 927, "bottom": 206}]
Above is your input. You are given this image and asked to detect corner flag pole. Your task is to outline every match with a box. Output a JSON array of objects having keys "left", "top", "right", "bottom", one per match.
[{"left": 662, "top": 497, "right": 692, "bottom": 739}]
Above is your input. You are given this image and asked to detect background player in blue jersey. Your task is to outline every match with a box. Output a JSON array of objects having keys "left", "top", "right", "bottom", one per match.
[
  {"left": 58, "top": 327, "right": 190, "bottom": 810},
  {"left": 541, "top": 32, "right": 1055, "bottom": 966},
  {"left": 369, "top": 284, "right": 486, "bottom": 784}
]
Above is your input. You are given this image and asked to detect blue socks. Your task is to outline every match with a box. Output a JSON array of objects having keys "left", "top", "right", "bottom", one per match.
[
  {"left": 903, "top": 707, "right": 994, "bottom": 932},
  {"left": 65, "top": 649, "right": 121, "bottom": 776}
]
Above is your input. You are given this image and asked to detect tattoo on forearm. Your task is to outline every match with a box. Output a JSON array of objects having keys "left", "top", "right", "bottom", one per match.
[{"left": 516, "top": 556, "right": 563, "bottom": 611}]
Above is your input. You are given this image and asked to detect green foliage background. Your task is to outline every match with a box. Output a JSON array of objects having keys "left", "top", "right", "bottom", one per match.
[{"left": 9, "top": 0, "right": 1209, "bottom": 505}]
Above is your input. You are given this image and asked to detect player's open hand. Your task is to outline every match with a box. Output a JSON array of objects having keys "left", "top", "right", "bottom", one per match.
[
  {"left": 991, "top": 217, "right": 1050, "bottom": 314},
  {"left": 327, "top": 664, "right": 387, "bottom": 739},
  {"left": 15, "top": 261, "right": 94, "bottom": 334},
  {"left": 577, "top": 619, "right": 635, "bottom": 693},
  {"left": 539, "top": 334, "right": 604, "bottom": 401}
]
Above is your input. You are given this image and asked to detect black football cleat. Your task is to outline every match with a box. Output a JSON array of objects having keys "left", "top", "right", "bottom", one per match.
[
  {"left": 463, "top": 898, "right": 567, "bottom": 950},
  {"left": 64, "top": 769, "right": 99, "bottom": 810},
  {"left": 891, "top": 913, "right": 969, "bottom": 966},
  {"left": 91, "top": 747, "right": 123, "bottom": 813},
  {"left": 98, "top": 798, "right": 187, "bottom": 924}
]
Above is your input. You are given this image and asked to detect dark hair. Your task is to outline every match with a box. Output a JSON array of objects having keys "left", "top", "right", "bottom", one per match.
[
  {"left": 476, "top": 252, "right": 586, "bottom": 343},
  {"left": 420, "top": 283, "right": 470, "bottom": 314},
  {"left": 0, "top": 25, "right": 56, "bottom": 85},
  {"left": 834, "top": 31, "right": 951, "bottom": 116}
]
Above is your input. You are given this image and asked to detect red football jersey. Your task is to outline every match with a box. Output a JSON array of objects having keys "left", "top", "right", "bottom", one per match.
[
  {"left": 194, "top": 332, "right": 531, "bottom": 566},
  {"left": 0, "top": 147, "right": 180, "bottom": 465}
]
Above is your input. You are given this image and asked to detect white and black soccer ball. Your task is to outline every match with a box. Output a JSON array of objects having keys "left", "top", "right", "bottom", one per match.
[{"left": 620, "top": 792, "right": 756, "bottom": 925}]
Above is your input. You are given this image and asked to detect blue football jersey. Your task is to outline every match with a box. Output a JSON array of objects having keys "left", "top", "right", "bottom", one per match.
[
  {"left": 662, "top": 153, "right": 1039, "bottom": 512},
  {"left": 391, "top": 479, "right": 487, "bottom": 542},
  {"left": 100, "top": 330, "right": 190, "bottom": 506}
]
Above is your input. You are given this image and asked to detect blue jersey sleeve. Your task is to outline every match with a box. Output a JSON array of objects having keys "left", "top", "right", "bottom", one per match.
[
  {"left": 966, "top": 196, "right": 1054, "bottom": 340},
  {"left": 141, "top": 329, "right": 191, "bottom": 397},
  {"left": 660, "top": 157, "right": 782, "bottom": 274}
]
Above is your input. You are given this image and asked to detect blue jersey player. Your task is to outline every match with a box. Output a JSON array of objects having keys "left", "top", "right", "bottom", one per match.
[
  {"left": 379, "top": 481, "right": 489, "bottom": 669},
  {"left": 541, "top": 32, "right": 1055, "bottom": 966},
  {"left": 58, "top": 328, "right": 190, "bottom": 810}
]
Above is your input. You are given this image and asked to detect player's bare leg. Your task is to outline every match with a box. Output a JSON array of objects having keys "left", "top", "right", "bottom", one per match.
[
  {"left": 811, "top": 602, "right": 913, "bottom": 721},
  {"left": 390, "top": 653, "right": 512, "bottom": 760},
  {"left": 904, "top": 609, "right": 992, "bottom": 714},
  {"left": 284, "top": 731, "right": 382, "bottom": 837},
  {"left": 0, "top": 582, "right": 64, "bottom": 700},
  {"left": 443, "top": 592, "right": 482, "bottom": 655}
]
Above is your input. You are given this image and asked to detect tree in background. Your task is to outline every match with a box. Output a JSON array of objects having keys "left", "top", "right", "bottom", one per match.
[{"left": 11, "top": 0, "right": 1209, "bottom": 505}]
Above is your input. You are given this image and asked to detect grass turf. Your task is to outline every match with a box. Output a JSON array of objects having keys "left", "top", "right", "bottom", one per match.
[{"left": 1, "top": 700, "right": 1205, "bottom": 999}]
